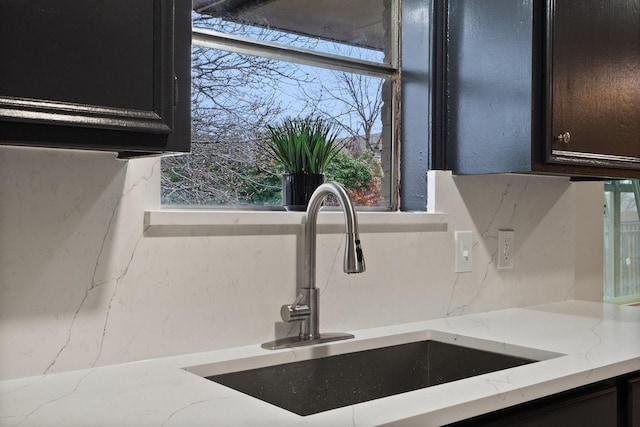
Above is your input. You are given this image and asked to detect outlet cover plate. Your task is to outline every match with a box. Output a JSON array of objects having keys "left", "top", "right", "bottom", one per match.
[{"left": 497, "top": 229, "right": 515, "bottom": 270}]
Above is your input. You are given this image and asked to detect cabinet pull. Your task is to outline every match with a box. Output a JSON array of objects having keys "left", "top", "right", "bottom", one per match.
[
  {"left": 173, "top": 75, "right": 179, "bottom": 109},
  {"left": 556, "top": 132, "right": 571, "bottom": 144}
]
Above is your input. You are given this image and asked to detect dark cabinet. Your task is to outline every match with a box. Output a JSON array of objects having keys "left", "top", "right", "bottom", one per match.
[
  {"left": 443, "top": 0, "right": 640, "bottom": 178},
  {"left": 628, "top": 376, "right": 640, "bottom": 427},
  {"left": 0, "top": 0, "right": 191, "bottom": 157}
]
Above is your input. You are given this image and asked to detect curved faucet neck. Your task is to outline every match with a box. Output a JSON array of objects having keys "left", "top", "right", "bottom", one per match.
[{"left": 305, "top": 182, "right": 363, "bottom": 290}]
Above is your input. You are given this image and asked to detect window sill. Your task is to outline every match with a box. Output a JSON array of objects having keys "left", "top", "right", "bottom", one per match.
[{"left": 144, "top": 210, "right": 448, "bottom": 237}]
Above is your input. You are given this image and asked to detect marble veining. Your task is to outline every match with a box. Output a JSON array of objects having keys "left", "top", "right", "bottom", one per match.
[{"left": 40, "top": 160, "right": 160, "bottom": 376}]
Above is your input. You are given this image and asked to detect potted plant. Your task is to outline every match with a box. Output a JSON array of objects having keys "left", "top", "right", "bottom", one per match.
[{"left": 265, "top": 116, "right": 343, "bottom": 211}]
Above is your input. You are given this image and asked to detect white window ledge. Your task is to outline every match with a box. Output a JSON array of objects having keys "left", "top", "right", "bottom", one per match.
[{"left": 144, "top": 210, "right": 448, "bottom": 237}]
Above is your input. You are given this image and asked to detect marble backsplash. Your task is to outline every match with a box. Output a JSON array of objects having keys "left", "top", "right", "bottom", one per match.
[{"left": 0, "top": 146, "right": 603, "bottom": 380}]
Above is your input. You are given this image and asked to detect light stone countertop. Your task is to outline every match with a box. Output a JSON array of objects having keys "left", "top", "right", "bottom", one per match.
[{"left": 2, "top": 300, "right": 640, "bottom": 427}]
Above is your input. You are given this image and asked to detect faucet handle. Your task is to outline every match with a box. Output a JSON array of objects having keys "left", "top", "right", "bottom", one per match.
[{"left": 280, "top": 303, "right": 311, "bottom": 322}]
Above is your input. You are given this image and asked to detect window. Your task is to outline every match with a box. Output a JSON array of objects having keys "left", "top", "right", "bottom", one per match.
[
  {"left": 604, "top": 180, "right": 640, "bottom": 304},
  {"left": 162, "top": 0, "right": 399, "bottom": 209}
]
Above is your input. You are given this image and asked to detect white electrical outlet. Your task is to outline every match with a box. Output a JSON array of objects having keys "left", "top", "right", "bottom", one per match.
[
  {"left": 454, "top": 231, "right": 473, "bottom": 273},
  {"left": 497, "top": 229, "right": 515, "bottom": 269}
]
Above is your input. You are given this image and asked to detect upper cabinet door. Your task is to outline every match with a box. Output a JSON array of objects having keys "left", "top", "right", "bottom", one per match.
[
  {"left": 549, "top": 0, "right": 640, "bottom": 169},
  {"left": 444, "top": 0, "right": 640, "bottom": 178},
  {"left": 0, "top": 0, "right": 191, "bottom": 156}
]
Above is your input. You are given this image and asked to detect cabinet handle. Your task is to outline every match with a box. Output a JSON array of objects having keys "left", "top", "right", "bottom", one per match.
[{"left": 556, "top": 132, "right": 571, "bottom": 144}]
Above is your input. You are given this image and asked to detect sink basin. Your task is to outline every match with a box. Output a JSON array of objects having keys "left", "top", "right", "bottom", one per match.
[{"left": 200, "top": 339, "right": 538, "bottom": 416}]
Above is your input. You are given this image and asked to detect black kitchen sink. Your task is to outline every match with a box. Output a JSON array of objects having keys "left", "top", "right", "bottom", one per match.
[{"left": 206, "top": 340, "right": 536, "bottom": 416}]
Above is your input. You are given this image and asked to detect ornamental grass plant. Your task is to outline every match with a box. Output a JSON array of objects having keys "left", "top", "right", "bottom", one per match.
[{"left": 265, "top": 116, "right": 343, "bottom": 174}]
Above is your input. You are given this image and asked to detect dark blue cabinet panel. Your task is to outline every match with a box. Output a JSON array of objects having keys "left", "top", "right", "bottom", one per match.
[{"left": 444, "top": 0, "right": 640, "bottom": 179}]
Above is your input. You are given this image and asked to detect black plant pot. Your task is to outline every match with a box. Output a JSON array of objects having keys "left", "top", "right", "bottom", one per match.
[{"left": 282, "top": 173, "right": 324, "bottom": 211}]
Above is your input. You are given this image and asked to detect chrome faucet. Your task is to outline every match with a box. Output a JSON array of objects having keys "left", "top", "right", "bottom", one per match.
[{"left": 262, "top": 182, "right": 365, "bottom": 350}]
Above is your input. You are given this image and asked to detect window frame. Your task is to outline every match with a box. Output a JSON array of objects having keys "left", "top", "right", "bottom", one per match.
[
  {"left": 604, "top": 180, "right": 640, "bottom": 304},
  {"left": 166, "top": 3, "right": 402, "bottom": 210}
]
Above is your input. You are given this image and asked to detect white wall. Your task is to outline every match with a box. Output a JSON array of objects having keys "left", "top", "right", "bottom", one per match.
[{"left": 0, "top": 146, "right": 603, "bottom": 380}]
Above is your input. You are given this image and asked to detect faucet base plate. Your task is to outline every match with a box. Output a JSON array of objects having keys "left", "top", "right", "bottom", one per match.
[{"left": 261, "top": 332, "right": 354, "bottom": 350}]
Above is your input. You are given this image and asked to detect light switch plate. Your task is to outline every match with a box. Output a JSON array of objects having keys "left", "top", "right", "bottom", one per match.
[
  {"left": 454, "top": 231, "right": 473, "bottom": 273},
  {"left": 497, "top": 229, "right": 515, "bottom": 269}
]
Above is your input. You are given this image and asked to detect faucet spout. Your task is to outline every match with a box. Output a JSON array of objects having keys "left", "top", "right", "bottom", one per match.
[
  {"left": 305, "top": 182, "right": 365, "bottom": 291},
  {"left": 262, "top": 182, "right": 365, "bottom": 350}
]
